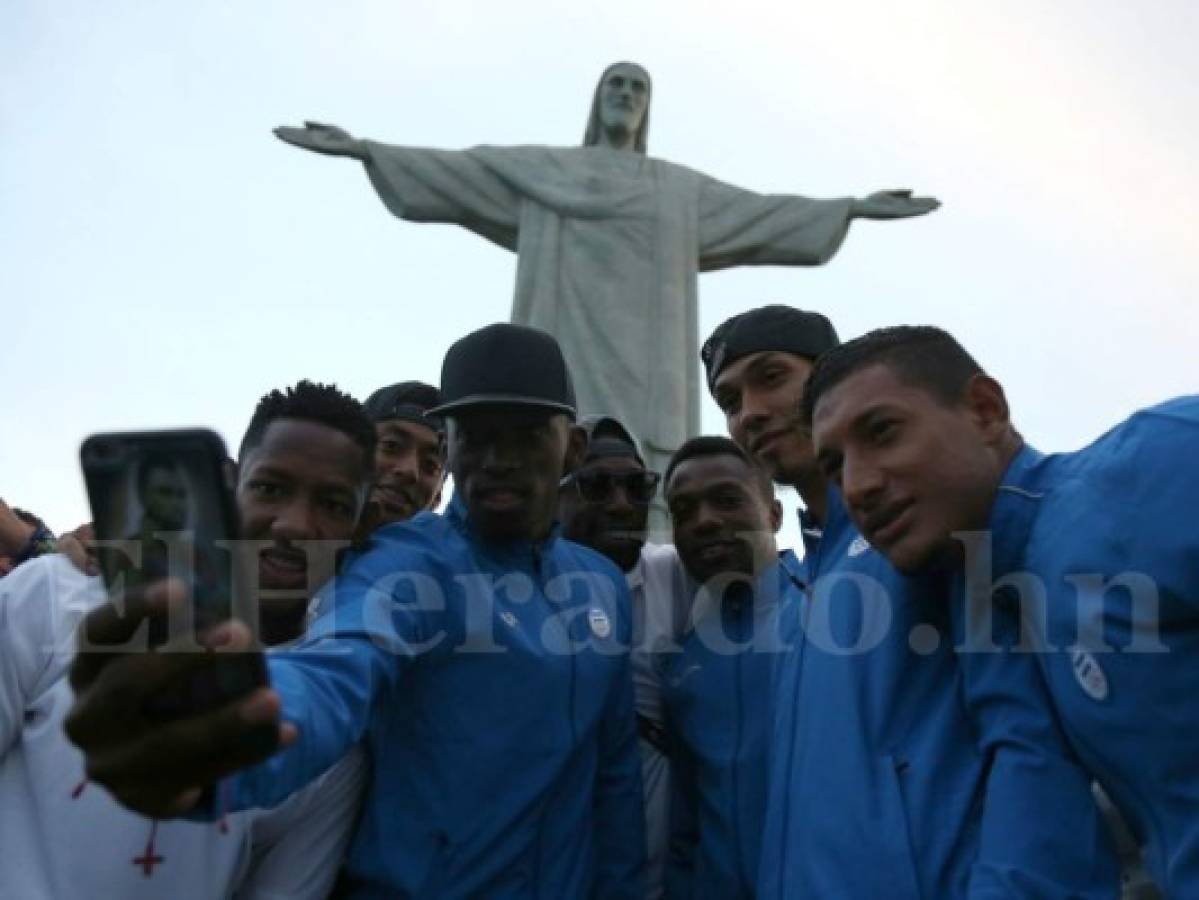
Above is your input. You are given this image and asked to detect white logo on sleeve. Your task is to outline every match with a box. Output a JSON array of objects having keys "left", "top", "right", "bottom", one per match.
[
  {"left": 848, "top": 536, "right": 872, "bottom": 558},
  {"left": 589, "top": 608, "right": 612, "bottom": 639},
  {"left": 1069, "top": 646, "right": 1109, "bottom": 702},
  {"left": 500, "top": 611, "right": 518, "bottom": 628}
]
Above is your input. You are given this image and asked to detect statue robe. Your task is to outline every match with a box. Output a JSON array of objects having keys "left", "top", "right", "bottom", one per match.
[{"left": 363, "top": 142, "right": 854, "bottom": 476}]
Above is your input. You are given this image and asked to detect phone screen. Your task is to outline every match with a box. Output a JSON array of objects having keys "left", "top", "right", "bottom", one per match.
[
  {"left": 81, "top": 430, "right": 244, "bottom": 636},
  {"left": 81, "top": 430, "right": 267, "bottom": 716}
]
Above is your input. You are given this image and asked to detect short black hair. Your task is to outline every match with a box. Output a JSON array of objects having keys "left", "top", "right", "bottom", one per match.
[
  {"left": 802, "top": 326, "right": 985, "bottom": 426},
  {"left": 135, "top": 451, "right": 181, "bottom": 499},
  {"left": 664, "top": 435, "right": 775, "bottom": 501},
  {"left": 238, "top": 380, "right": 376, "bottom": 465},
  {"left": 11, "top": 508, "right": 46, "bottom": 530}
]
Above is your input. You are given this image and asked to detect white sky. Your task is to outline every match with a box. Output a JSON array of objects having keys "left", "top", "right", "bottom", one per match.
[{"left": 3, "top": 0, "right": 1196, "bottom": 546}]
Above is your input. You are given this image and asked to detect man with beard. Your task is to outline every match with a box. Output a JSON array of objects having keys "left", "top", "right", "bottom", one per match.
[
  {"left": 0, "top": 380, "right": 371, "bottom": 899},
  {"left": 659, "top": 436, "right": 802, "bottom": 899},
  {"left": 64, "top": 325, "right": 646, "bottom": 897},
  {"left": 558, "top": 415, "right": 687, "bottom": 900},
  {"left": 359, "top": 380, "right": 446, "bottom": 535},
  {"left": 703, "top": 305, "right": 1117, "bottom": 898}
]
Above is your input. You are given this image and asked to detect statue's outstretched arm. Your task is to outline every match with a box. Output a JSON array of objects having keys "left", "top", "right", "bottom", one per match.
[
  {"left": 851, "top": 189, "right": 940, "bottom": 220},
  {"left": 273, "top": 121, "right": 370, "bottom": 162}
]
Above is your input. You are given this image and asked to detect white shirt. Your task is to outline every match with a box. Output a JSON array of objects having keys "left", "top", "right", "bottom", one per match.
[
  {"left": 626, "top": 543, "right": 690, "bottom": 900},
  {"left": 0, "top": 554, "right": 365, "bottom": 900}
]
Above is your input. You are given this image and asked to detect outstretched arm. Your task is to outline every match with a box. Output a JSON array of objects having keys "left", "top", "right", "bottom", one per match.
[
  {"left": 275, "top": 123, "right": 522, "bottom": 250},
  {"left": 65, "top": 547, "right": 434, "bottom": 819},
  {"left": 697, "top": 175, "right": 939, "bottom": 271},
  {"left": 851, "top": 189, "right": 940, "bottom": 219},
  {"left": 274, "top": 122, "right": 370, "bottom": 161}
]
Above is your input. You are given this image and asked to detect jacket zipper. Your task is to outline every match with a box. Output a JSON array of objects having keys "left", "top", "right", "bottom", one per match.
[
  {"left": 732, "top": 598, "right": 745, "bottom": 892},
  {"left": 773, "top": 534, "right": 823, "bottom": 896},
  {"left": 534, "top": 545, "right": 577, "bottom": 746},
  {"left": 529, "top": 543, "right": 556, "bottom": 895}
]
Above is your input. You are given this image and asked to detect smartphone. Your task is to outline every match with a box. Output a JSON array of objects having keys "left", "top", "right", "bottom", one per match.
[{"left": 80, "top": 428, "right": 267, "bottom": 715}]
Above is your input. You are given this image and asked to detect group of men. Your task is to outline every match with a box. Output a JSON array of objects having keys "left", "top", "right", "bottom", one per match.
[{"left": 1, "top": 304, "right": 1194, "bottom": 898}]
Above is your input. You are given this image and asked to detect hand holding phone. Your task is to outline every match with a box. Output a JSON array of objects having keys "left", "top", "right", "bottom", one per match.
[
  {"left": 66, "top": 576, "right": 292, "bottom": 817},
  {"left": 66, "top": 429, "right": 285, "bottom": 816}
]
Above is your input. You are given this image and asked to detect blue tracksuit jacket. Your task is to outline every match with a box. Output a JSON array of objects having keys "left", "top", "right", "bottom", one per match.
[
  {"left": 983, "top": 396, "right": 1199, "bottom": 895},
  {"left": 759, "top": 491, "right": 1118, "bottom": 898},
  {"left": 660, "top": 552, "right": 804, "bottom": 899},
  {"left": 209, "top": 494, "right": 646, "bottom": 898}
]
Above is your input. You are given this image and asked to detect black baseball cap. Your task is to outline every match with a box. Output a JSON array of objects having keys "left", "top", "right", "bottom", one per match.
[
  {"left": 430, "top": 323, "right": 577, "bottom": 419},
  {"left": 701, "top": 305, "right": 840, "bottom": 390},
  {"left": 362, "top": 381, "right": 445, "bottom": 433},
  {"left": 578, "top": 415, "right": 645, "bottom": 467}
]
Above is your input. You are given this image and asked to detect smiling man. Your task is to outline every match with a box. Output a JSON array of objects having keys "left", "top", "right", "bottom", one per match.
[
  {"left": 65, "top": 325, "right": 646, "bottom": 898},
  {"left": 359, "top": 380, "right": 445, "bottom": 534},
  {"left": 805, "top": 325, "right": 1195, "bottom": 896},
  {"left": 559, "top": 416, "right": 660, "bottom": 573},
  {"left": 1, "top": 380, "right": 371, "bottom": 899},
  {"left": 704, "top": 305, "right": 986, "bottom": 897},
  {"left": 233, "top": 383, "right": 377, "bottom": 645},
  {"left": 703, "top": 305, "right": 1119, "bottom": 898},
  {"left": 659, "top": 436, "right": 801, "bottom": 900}
]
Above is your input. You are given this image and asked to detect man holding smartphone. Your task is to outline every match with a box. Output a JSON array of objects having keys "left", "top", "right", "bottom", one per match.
[
  {"left": 1, "top": 380, "right": 374, "bottom": 899},
  {"left": 65, "top": 325, "right": 646, "bottom": 898}
]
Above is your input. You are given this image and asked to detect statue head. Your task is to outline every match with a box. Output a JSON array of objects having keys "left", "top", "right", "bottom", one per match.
[{"left": 583, "top": 61, "right": 651, "bottom": 153}]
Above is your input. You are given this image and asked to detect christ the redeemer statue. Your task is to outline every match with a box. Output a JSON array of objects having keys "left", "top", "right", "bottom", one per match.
[{"left": 275, "top": 62, "right": 937, "bottom": 478}]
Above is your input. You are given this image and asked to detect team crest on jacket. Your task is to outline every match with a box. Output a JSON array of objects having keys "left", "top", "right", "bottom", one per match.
[
  {"left": 588, "top": 608, "right": 612, "bottom": 639},
  {"left": 848, "top": 536, "right": 872, "bottom": 558},
  {"left": 1069, "top": 646, "right": 1109, "bottom": 702}
]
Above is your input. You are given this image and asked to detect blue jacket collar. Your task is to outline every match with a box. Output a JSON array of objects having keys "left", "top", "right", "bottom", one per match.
[
  {"left": 797, "top": 506, "right": 824, "bottom": 556},
  {"left": 797, "top": 484, "right": 850, "bottom": 559},
  {"left": 987, "top": 443, "right": 1046, "bottom": 577},
  {"left": 778, "top": 548, "right": 806, "bottom": 589}
]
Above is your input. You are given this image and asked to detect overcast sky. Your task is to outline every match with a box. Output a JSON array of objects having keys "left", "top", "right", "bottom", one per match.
[{"left": 4, "top": 0, "right": 1196, "bottom": 543}]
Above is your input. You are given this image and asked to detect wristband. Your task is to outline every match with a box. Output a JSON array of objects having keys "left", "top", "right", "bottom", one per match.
[{"left": 13, "top": 524, "right": 57, "bottom": 566}]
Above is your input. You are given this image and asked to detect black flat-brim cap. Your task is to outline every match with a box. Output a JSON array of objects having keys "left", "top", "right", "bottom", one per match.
[
  {"left": 362, "top": 380, "right": 445, "bottom": 433},
  {"left": 429, "top": 323, "right": 577, "bottom": 419},
  {"left": 578, "top": 414, "right": 645, "bottom": 467},
  {"left": 701, "top": 304, "right": 840, "bottom": 390}
]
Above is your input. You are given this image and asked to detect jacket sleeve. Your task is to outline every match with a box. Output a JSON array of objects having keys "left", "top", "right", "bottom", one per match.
[
  {"left": 234, "top": 745, "right": 367, "bottom": 899},
  {"left": 207, "top": 548, "right": 444, "bottom": 815},
  {"left": 592, "top": 578, "right": 648, "bottom": 898},
  {"left": 956, "top": 595, "right": 1121, "bottom": 899}
]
